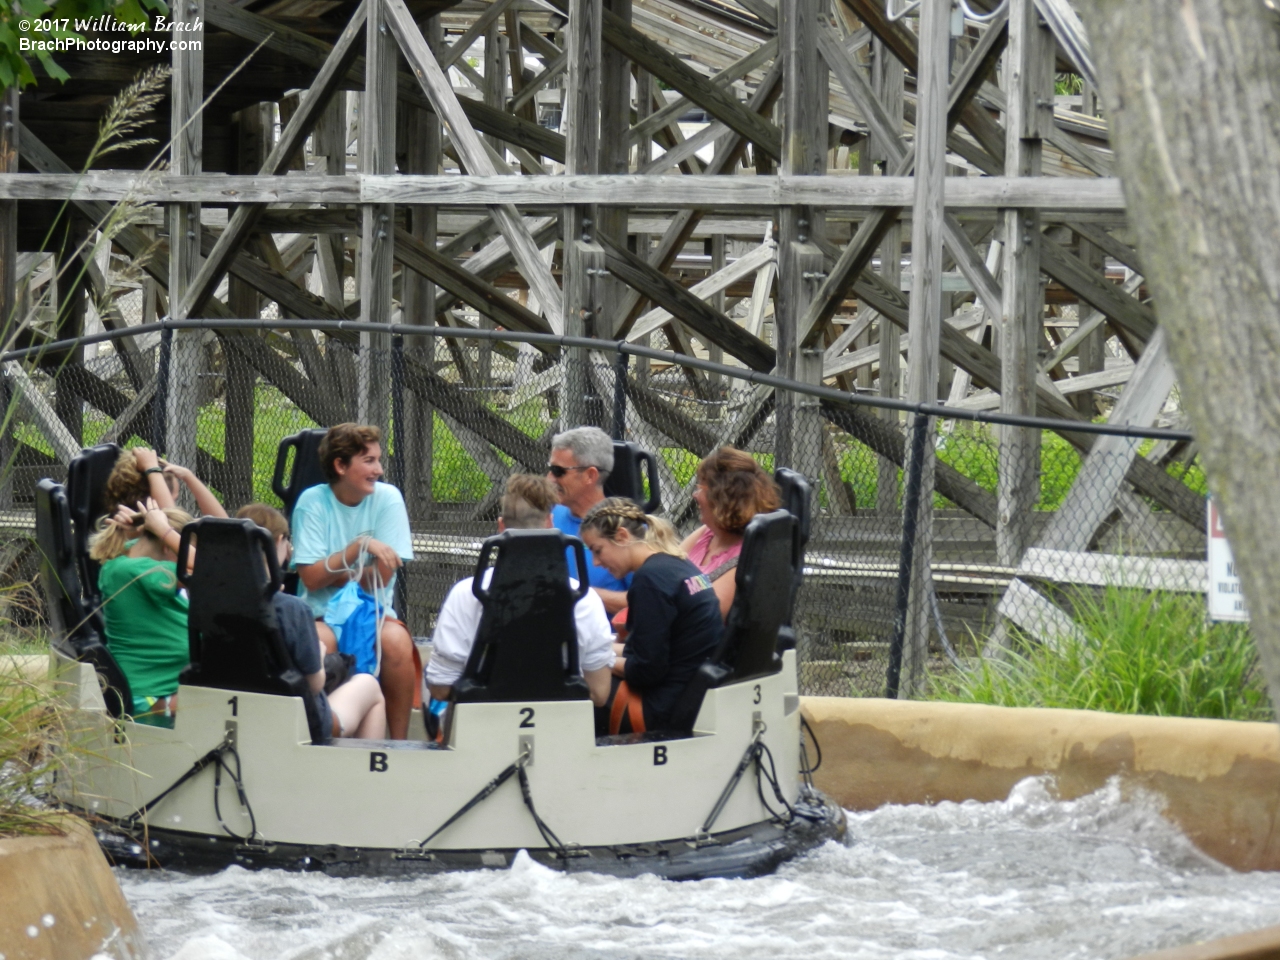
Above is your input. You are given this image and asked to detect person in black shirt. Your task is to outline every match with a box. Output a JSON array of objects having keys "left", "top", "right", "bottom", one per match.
[{"left": 579, "top": 498, "right": 723, "bottom": 733}]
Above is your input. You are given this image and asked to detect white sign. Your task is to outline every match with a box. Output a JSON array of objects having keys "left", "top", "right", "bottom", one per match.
[{"left": 1207, "top": 498, "right": 1249, "bottom": 622}]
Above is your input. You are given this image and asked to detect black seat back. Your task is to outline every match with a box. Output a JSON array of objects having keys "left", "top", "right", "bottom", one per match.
[
  {"left": 67, "top": 442, "right": 122, "bottom": 612},
  {"left": 669, "top": 510, "right": 795, "bottom": 731},
  {"left": 271, "top": 428, "right": 328, "bottom": 519},
  {"left": 178, "top": 518, "right": 326, "bottom": 743},
  {"left": 773, "top": 468, "right": 812, "bottom": 647},
  {"left": 602, "top": 440, "right": 661, "bottom": 513},
  {"left": 454, "top": 529, "right": 591, "bottom": 703},
  {"left": 34, "top": 479, "right": 132, "bottom": 719}
]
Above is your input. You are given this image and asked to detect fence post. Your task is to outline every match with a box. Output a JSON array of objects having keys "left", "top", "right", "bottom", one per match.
[
  {"left": 886, "top": 410, "right": 930, "bottom": 699},
  {"left": 390, "top": 333, "right": 406, "bottom": 491},
  {"left": 153, "top": 327, "right": 171, "bottom": 455},
  {"left": 611, "top": 349, "right": 628, "bottom": 441}
]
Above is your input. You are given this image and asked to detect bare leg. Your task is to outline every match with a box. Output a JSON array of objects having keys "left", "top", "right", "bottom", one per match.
[
  {"left": 315, "top": 619, "right": 337, "bottom": 654},
  {"left": 328, "top": 674, "right": 386, "bottom": 739},
  {"left": 379, "top": 619, "right": 415, "bottom": 739}
]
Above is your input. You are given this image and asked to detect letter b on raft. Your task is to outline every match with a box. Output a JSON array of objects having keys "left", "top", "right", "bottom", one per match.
[
  {"left": 370, "top": 751, "right": 389, "bottom": 772},
  {"left": 653, "top": 746, "right": 667, "bottom": 766}
]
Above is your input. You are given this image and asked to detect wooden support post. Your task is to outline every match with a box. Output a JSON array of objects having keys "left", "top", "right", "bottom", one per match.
[
  {"left": 874, "top": 37, "right": 905, "bottom": 516},
  {"left": 225, "top": 103, "right": 270, "bottom": 507},
  {"left": 997, "top": 0, "right": 1053, "bottom": 567},
  {"left": 1073, "top": 232, "right": 1105, "bottom": 417},
  {"left": 400, "top": 16, "right": 441, "bottom": 519},
  {"left": 359, "top": 0, "right": 395, "bottom": 436},
  {"left": 596, "top": 0, "right": 630, "bottom": 349},
  {"left": 632, "top": 66, "right": 653, "bottom": 383},
  {"left": 707, "top": 233, "right": 725, "bottom": 420},
  {"left": 165, "top": 0, "right": 205, "bottom": 483},
  {"left": 483, "top": 17, "right": 505, "bottom": 154},
  {"left": 563, "top": 0, "right": 604, "bottom": 429},
  {"left": 54, "top": 218, "right": 87, "bottom": 446},
  {"left": 775, "top": 0, "right": 826, "bottom": 489},
  {"left": 901, "top": 0, "right": 951, "bottom": 697}
]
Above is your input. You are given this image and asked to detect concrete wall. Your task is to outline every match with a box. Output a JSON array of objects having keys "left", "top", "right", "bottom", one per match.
[
  {"left": 803, "top": 697, "right": 1280, "bottom": 873},
  {"left": 0, "top": 815, "right": 143, "bottom": 960}
]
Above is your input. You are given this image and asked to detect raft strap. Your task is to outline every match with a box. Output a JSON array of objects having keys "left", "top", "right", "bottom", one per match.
[
  {"left": 419, "top": 757, "right": 522, "bottom": 848},
  {"left": 700, "top": 723, "right": 795, "bottom": 836},
  {"left": 608, "top": 680, "right": 645, "bottom": 735},
  {"left": 420, "top": 746, "right": 576, "bottom": 861},
  {"left": 122, "top": 732, "right": 258, "bottom": 841}
]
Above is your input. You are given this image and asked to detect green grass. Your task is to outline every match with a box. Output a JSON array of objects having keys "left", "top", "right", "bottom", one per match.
[{"left": 931, "top": 587, "right": 1272, "bottom": 721}]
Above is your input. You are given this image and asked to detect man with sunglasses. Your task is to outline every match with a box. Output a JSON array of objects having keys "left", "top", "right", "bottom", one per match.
[{"left": 547, "top": 426, "right": 631, "bottom": 614}]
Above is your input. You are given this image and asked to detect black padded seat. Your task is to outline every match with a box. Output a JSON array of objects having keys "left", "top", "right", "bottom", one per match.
[
  {"left": 177, "top": 518, "right": 327, "bottom": 744},
  {"left": 603, "top": 440, "right": 661, "bottom": 512},
  {"left": 668, "top": 509, "right": 796, "bottom": 732},
  {"left": 67, "top": 442, "right": 122, "bottom": 613},
  {"left": 773, "top": 468, "right": 813, "bottom": 652},
  {"left": 34, "top": 479, "right": 132, "bottom": 719},
  {"left": 271, "top": 428, "right": 329, "bottom": 520},
  {"left": 454, "top": 529, "right": 591, "bottom": 704}
]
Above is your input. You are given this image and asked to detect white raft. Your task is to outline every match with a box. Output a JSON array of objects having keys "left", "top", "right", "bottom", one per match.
[{"left": 39, "top": 481, "right": 844, "bottom": 880}]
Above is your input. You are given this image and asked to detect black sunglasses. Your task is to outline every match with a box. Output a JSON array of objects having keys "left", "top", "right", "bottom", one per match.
[{"left": 547, "top": 464, "right": 589, "bottom": 478}]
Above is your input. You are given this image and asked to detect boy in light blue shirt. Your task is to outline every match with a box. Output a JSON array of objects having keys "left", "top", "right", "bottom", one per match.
[{"left": 290, "top": 423, "right": 416, "bottom": 739}]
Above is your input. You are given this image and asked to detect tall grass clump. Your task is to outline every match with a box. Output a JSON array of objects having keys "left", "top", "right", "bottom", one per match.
[
  {"left": 0, "top": 660, "right": 68, "bottom": 837},
  {"left": 932, "top": 587, "right": 1272, "bottom": 721}
]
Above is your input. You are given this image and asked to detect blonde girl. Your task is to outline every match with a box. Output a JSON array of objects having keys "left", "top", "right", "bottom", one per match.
[
  {"left": 579, "top": 498, "right": 723, "bottom": 733},
  {"left": 89, "top": 499, "right": 194, "bottom": 722}
]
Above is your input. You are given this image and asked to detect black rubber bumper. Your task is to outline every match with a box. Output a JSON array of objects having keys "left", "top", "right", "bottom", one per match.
[{"left": 94, "top": 789, "right": 847, "bottom": 881}]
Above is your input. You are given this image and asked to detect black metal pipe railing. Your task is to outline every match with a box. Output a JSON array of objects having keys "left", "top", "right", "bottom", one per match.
[{"left": 0, "top": 318, "right": 1196, "bottom": 443}]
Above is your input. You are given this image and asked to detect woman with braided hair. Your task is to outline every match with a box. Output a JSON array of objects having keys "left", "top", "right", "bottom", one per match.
[{"left": 579, "top": 498, "right": 723, "bottom": 734}]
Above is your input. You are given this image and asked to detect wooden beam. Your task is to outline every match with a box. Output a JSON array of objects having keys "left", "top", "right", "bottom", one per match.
[
  {"left": 205, "top": 0, "right": 566, "bottom": 163},
  {"left": 800, "top": 18, "right": 1011, "bottom": 345},
  {"left": 440, "top": 0, "right": 517, "bottom": 68},
  {"left": 402, "top": 356, "right": 548, "bottom": 470},
  {"left": 819, "top": 400, "right": 998, "bottom": 527},
  {"left": 545, "top": 0, "right": 782, "bottom": 161},
  {"left": 627, "top": 241, "right": 775, "bottom": 342},
  {"left": 180, "top": 2, "right": 367, "bottom": 319},
  {"left": 1039, "top": 235, "right": 1156, "bottom": 344},
  {"left": 598, "top": 231, "right": 775, "bottom": 372},
  {"left": 163, "top": 0, "right": 204, "bottom": 471},
  {"left": 0, "top": 172, "right": 1131, "bottom": 209},
  {"left": 997, "top": 0, "right": 1054, "bottom": 566},
  {"left": 393, "top": 225, "right": 554, "bottom": 340},
  {"left": 384, "top": 0, "right": 565, "bottom": 329}
]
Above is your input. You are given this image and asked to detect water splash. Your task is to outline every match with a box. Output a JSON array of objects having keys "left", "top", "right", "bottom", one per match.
[{"left": 119, "top": 777, "right": 1280, "bottom": 960}]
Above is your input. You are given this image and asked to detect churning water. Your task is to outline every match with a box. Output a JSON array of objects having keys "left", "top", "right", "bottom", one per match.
[{"left": 117, "top": 777, "right": 1280, "bottom": 960}]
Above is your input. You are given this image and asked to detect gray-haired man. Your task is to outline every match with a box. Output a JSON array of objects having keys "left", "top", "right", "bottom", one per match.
[{"left": 547, "top": 426, "right": 630, "bottom": 614}]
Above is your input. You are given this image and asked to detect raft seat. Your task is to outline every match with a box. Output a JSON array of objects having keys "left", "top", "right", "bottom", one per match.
[
  {"left": 665, "top": 509, "right": 797, "bottom": 734},
  {"left": 772, "top": 467, "right": 812, "bottom": 653},
  {"left": 603, "top": 440, "right": 661, "bottom": 512},
  {"left": 177, "top": 517, "right": 329, "bottom": 745},
  {"left": 34, "top": 478, "right": 133, "bottom": 719},
  {"left": 454, "top": 529, "right": 592, "bottom": 705},
  {"left": 271, "top": 428, "right": 329, "bottom": 520},
  {"left": 67, "top": 442, "right": 122, "bottom": 615}
]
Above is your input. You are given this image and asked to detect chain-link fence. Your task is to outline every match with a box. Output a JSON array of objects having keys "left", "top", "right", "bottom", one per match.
[{"left": 1, "top": 321, "right": 1211, "bottom": 699}]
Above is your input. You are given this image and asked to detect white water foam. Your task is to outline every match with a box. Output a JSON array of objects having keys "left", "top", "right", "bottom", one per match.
[{"left": 118, "top": 777, "right": 1280, "bottom": 960}]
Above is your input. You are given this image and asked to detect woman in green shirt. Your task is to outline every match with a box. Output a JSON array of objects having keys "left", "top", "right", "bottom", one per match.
[{"left": 89, "top": 499, "right": 194, "bottom": 723}]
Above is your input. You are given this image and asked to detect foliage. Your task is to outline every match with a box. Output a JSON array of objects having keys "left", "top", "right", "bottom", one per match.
[
  {"left": 1054, "top": 72, "right": 1084, "bottom": 96},
  {"left": 931, "top": 587, "right": 1272, "bottom": 722},
  {"left": 0, "top": 0, "right": 167, "bottom": 92}
]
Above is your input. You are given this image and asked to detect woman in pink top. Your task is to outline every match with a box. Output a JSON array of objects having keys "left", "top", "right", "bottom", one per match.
[{"left": 681, "top": 446, "right": 781, "bottom": 618}]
